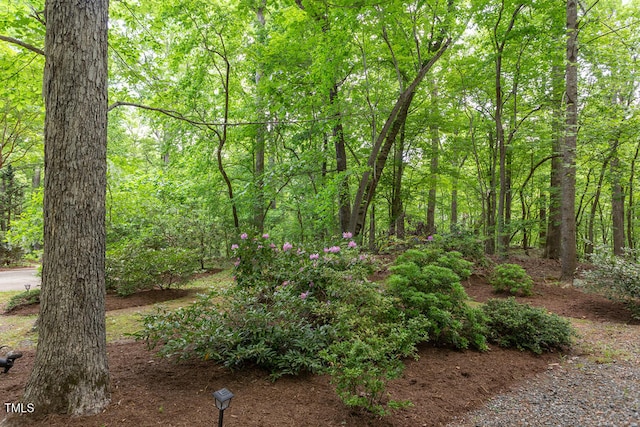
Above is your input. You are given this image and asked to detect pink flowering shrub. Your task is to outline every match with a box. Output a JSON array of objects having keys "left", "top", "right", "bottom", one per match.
[{"left": 139, "top": 233, "right": 432, "bottom": 416}]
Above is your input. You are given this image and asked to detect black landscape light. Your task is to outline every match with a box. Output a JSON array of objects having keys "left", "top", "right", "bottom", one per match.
[
  {"left": 24, "top": 284, "right": 31, "bottom": 293},
  {"left": 213, "top": 388, "right": 234, "bottom": 427}
]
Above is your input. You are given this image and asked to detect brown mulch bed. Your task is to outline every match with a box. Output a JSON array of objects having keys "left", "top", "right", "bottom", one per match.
[{"left": 1, "top": 258, "right": 638, "bottom": 427}]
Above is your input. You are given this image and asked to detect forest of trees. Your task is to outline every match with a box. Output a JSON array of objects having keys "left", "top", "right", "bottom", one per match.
[
  {"left": 1, "top": 0, "right": 639, "bottom": 267},
  {"left": 1, "top": 0, "right": 639, "bottom": 422}
]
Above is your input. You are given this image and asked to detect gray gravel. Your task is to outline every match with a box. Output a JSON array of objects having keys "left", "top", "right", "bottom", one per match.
[{"left": 447, "top": 357, "right": 640, "bottom": 427}]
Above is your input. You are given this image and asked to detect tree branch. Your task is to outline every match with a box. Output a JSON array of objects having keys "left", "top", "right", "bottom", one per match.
[
  {"left": 0, "top": 35, "right": 44, "bottom": 56},
  {"left": 107, "top": 100, "right": 355, "bottom": 127}
]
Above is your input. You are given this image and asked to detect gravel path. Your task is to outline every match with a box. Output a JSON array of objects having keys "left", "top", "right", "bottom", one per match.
[{"left": 447, "top": 320, "right": 640, "bottom": 427}]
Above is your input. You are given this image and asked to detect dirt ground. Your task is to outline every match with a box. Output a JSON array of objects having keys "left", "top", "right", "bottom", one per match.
[{"left": 1, "top": 257, "right": 638, "bottom": 427}]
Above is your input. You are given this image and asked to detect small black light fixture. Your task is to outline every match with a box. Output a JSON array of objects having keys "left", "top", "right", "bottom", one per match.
[
  {"left": 24, "top": 284, "right": 31, "bottom": 294},
  {"left": 213, "top": 388, "right": 234, "bottom": 427}
]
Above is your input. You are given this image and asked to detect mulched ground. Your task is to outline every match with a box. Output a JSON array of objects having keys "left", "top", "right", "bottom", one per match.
[{"left": 1, "top": 258, "right": 638, "bottom": 427}]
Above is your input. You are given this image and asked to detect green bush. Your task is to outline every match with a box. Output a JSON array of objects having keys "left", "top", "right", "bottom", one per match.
[
  {"left": 106, "top": 244, "right": 199, "bottom": 296},
  {"left": 581, "top": 248, "right": 640, "bottom": 318},
  {"left": 429, "top": 227, "right": 486, "bottom": 262},
  {"left": 436, "top": 251, "right": 473, "bottom": 280},
  {"left": 490, "top": 263, "right": 533, "bottom": 296},
  {"left": 137, "top": 234, "right": 424, "bottom": 415},
  {"left": 482, "top": 298, "right": 575, "bottom": 354},
  {"left": 387, "top": 252, "right": 487, "bottom": 350},
  {"left": 5, "top": 288, "right": 40, "bottom": 312}
]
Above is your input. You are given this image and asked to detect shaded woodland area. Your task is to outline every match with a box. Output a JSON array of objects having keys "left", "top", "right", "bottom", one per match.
[
  {"left": 0, "top": 0, "right": 639, "bottom": 422},
  {"left": 1, "top": 0, "right": 639, "bottom": 267}
]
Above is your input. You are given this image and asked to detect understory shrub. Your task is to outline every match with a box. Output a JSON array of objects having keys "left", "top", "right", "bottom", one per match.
[
  {"left": 106, "top": 244, "right": 199, "bottom": 296},
  {"left": 482, "top": 298, "right": 575, "bottom": 354},
  {"left": 5, "top": 288, "right": 40, "bottom": 312},
  {"left": 490, "top": 263, "right": 533, "bottom": 296},
  {"left": 581, "top": 248, "right": 640, "bottom": 318},
  {"left": 387, "top": 248, "right": 487, "bottom": 350},
  {"left": 138, "top": 233, "right": 426, "bottom": 415},
  {"left": 429, "top": 227, "right": 486, "bottom": 263}
]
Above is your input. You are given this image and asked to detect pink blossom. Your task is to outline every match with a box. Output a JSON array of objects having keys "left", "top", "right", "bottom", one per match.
[
  {"left": 348, "top": 241, "right": 357, "bottom": 249},
  {"left": 270, "top": 243, "right": 276, "bottom": 249},
  {"left": 283, "top": 242, "right": 293, "bottom": 251},
  {"left": 240, "top": 233, "right": 248, "bottom": 240},
  {"left": 310, "top": 253, "right": 320, "bottom": 260},
  {"left": 282, "top": 281, "right": 290, "bottom": 286},
  {"left": 323, "top": 247, "right": 330, "bottom": 253},
  {"left": 234, "top": 260, "right": 240, "bottom": 267},
  {"left": 342, "top": 232, "right": 353, "bottom": 239},
  {"left": 427, "top": 235, "right": 434, "bottom": 241},
  {"left": 328, "top": 246, "right": 341, "bottom": 253},
  {"left": 300, "top": 291, "right": 309, "bottom": 300},
  {"left": 262, "top": 233, "right": 269, "bottom": 239},
  {"left": 231, "top": 244, "right": 239, "bottom": 250}
]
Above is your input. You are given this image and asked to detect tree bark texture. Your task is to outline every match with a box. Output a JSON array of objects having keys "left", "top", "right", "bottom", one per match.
[
  {"left": 15, "top": 0, "right": 111, "bottom": 421},
  {"left": 561, "top": 0, "right": 578, "bottom": 281},
  {"left": 545, "top": 67, "right": 564, "bottom": 259},
  {"left": 611, "top": 153, "right": 625, "bottom": 255}
]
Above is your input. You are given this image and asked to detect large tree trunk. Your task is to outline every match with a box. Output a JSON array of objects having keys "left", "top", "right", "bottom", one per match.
[
  {"left": 611, "top": 152, "right": 625, "bottom": 255},
  {"left": 545, "top": 67, "right": 564, "bottom": 259},
  {"left": 11, "top": 0, "right": 111, "bottom": 422},
  {"left": 561, "top": 0, "right": 578, "bottom": 281}
]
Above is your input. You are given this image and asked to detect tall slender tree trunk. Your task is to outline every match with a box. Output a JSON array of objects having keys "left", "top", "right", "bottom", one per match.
[
  {"left": 426, "top": 82, "right": 440, "bottom": 235},
  {"left": 426, "top": 122, "right": 439, "bottom": 235},
  {"left": 253, "top": 1, "right": 267, "bottom": 233},
  {"left": 486, "top": 131, "right": 498, "bottom": 255},
  {"left": 611, "top": 150, "right": 625, "bottom": 255},
  {"left": 561, "top": 0, "right": 578, "bottom": 281},
  {"left": 330, "top": 85, "right": 351, "bottom": 233},
  {"left": 545, "top": 65, "right": 564, "bottom": 259},
  {"left": 348, "top": 40, "right": 450, "bottom": 236},
  {"left": 8, "top": 0, "right": 111, "bottom": 423},
  {"left": 585, "top": 161, "right": 608, "bottom": 255},
  {"left": 390, "top": 124, "right": 405, "bottom": 238}
]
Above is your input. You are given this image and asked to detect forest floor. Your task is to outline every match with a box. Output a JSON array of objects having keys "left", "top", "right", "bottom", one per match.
[{"left": 1, "top": 256, "right": 639, "bottom": 426}]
